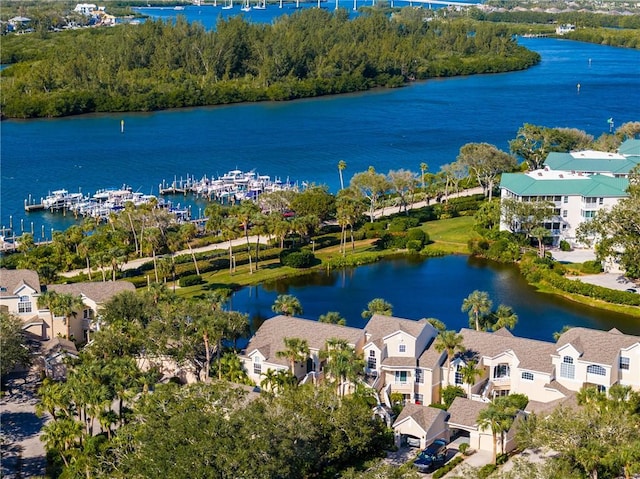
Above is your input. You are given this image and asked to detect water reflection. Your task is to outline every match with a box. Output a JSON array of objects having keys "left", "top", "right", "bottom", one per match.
[{"left": 229, "top": 255, "right": 640, "bottom": 341}]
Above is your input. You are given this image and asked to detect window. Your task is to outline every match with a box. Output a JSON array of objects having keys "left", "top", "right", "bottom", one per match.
[
  {"left": 563, "top": 196, "right": 569, "bottom": 204},
  {"left": 493, "top": 364, "right": 510, "bottom": 379},
  {"left": 596, "top": 384, "right": 606, "bottom": 394},
  {"left": 582, "top": 210, "right": 596, "bottom": 218},
  {"left": 521, "top": 371, "right": 534, "bottom": 381},
  {"left": 83, "top": 308, "right": 93, "bottom": 319},
  {"left": 253, "top": 357, "right": 262, "bottom": 375},
  {"left": 562, "top": 210, "right": 568, "bottom": 218},
  {"left": 399, "top": 344, "right": 406, "bottom": 353},
  {"left": 395, "top": 371, "right": 408, "bottom": 384},
  {"left": 587, "top": 364, "right": 606, "bottom": 376},
  {"left": 560, "top": 356, "right": 575, "bottom": 379},
  {"left": 599, "top": 197, "right": 604, "bottom": 205},
  {"left": 620, "top": 357, "right": 630, "bottom": 370},
  {"left": 455, "top": 365, "right": 463, "bottom": 385},
  {"left": 554, "top": 196, "right": 561, "bottom": 202},
  {"left": 18, "top": 295, "right": 32, "bottom": 314},
  {"left": 415, "top": 368, "right": 423, "bottom": 384},
  {"left": 368, "top": 350, "right": 377, "bottom": 370},
  {"left": 415, "top": 394, "right": 424, "bottom": 405}
]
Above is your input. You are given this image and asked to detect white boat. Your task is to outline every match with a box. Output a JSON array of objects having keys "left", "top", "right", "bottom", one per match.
[
  {"left": 241, "top": 0, "right": 251, "bottom": 11},
  {"left": 174, "top": 5, "right": 185, "bottom": 10},
  {"left": 254, "top": 0, "right": 266, "bottom": 8},
  {"left": 222, "top": 0, "right": 233, "bottom": 9}
]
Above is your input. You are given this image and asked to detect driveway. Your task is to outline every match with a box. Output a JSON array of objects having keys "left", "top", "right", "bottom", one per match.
[{"left": 1, "top": 367, "right": 49, "bottom": 479}]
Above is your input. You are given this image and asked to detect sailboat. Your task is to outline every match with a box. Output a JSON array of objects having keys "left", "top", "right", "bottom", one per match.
[
  {"left": 222, "top": 0, "right": 233, "bottom": 9},
  {"left": 241, "top": 0, "right": 251, "bottom": 11},
  {"left": 254, "top": 0, "right": 266, "bottom": 9}
]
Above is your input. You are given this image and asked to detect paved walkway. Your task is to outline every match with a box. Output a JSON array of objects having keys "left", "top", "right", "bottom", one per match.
[{"left": 1, "top": 367, "right": 49, "bottom": 479}]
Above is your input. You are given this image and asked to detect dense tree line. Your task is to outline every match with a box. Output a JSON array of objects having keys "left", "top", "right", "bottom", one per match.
[
  {"left": 469, "top": 8, "right": 640, "bottom": 30},
  {"left": 0, "top": 9, "right": 540, "bottom": 118}
]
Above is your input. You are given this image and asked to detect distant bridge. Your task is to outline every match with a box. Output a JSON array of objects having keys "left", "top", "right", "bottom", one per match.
[{"left": 324, "top": 0, "right": 482, "bottom": 11}]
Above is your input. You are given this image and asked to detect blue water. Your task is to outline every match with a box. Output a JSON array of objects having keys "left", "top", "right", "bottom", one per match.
[
  {"left": 228, "top": 256, "right": 640, "bottom": 341},
  {"left": 2, "top": 37, "right": 638, "bottom": 238}
]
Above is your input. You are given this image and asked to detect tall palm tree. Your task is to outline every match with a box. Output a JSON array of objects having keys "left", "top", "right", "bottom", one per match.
[
  {"left": 420, "top": 162, "right": 428, "bottom": 190},
  {"left": 272, "top": 294, "right": 303, "bottom": 317},
  {"left": 461, "top": 290, "right": 493, "bottom": 331},
  {"left": 54, "top": 293, "right": 85, "bottom": 339},
  {"left": 434, "top": 330, "right": 466, "bottom": 387},
  {"left": 233, "top": 201, "right": 260, "bottom": 274},
  {"left": 319, "top": 311, "right": 346, "bottom": 326},
  {"left": 276, "top": 337, "right": 309, "bottom": 377},
  {"left": 37, "top": 290, "right": 59, "bottom": 333},
  {"left": 361, "top": 298, "right": 393, "bottom": 319},
  {"left": 477, "top": 398, "right": 517, "bottom": 465},
  {"left": 460, "top": 359, "right": 483, "bottom": 398},
  {"left": 338, "top": 160, "right": 347, "bottom": 190}
]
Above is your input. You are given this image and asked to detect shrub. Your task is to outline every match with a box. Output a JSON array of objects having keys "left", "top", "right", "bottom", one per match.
[
  {"left": 441, "top": 385, "right": 466, "bottom": 409},
  {"left": 459, "top": 442, "right": 470, "bottom": 455},
  {"left": 388, "top": 216, "right": 420, "bottom": 232},
  {"left": 406, "top": 228, "right": 428, "bottom": 246},
  {"left": 432, "top": 456, "right": 464, "bottom": 479},
  {"left": 179, "top": 275, "right": 204, "bottom": 287},
  {"left": 486, "top": 238, "right": 521, "bottom": 263},
  {"left": 581, "top": 259, "right": 603, "bottom": 274},
  {"left": 478, "top": 463, "right": 497, "bottom": 479},
  {"left": 406, "top": 239, "right": 423, "bottom": 252},
  {"left": 280, "top": 249, "right": 315, "bottom": 268},
  {"left": 559, "top": 240, "right": 572, "bottom": 251}
]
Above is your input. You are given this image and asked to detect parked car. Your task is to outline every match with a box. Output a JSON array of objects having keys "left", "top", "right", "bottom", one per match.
[
  {"left": 626, "top": 288, "right": 637, "bottom": 293},
  {"left": 413, "top": 439, "right": 448, "bottom": 473}
]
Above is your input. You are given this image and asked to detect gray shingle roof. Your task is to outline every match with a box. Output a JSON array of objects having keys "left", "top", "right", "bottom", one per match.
[
  {"left": 364, "top": 314, "right": 429, "bottom": 343},
  {"left": 382, "top": 356, "right": 418, "bottom": 368},
  {"left": 47, "top": 281, "right": 135, "bottom": 304},
  {"left": 556, "top": 327, "right": 640, "bottom": 365},
  {"left": 244, "top": 315, "right": 364, "bottom": 367},
  {"left": 392, "top": 403, "right": 449, "bottom": 431},
  {"left": 0, "top": 269, "right": 41, "bottom": 297},
  {"left": 419, "top": 338, "right": 446, "bottom": 369},
  {"left": 447, "top": 397, "right": 488, "bottom": 429},
  {"left": 459, "top": 328, "right": 556, "bottom": 374}
]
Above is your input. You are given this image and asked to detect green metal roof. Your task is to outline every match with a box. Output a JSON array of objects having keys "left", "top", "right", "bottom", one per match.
[
  {"left": 500, "top": 173, "right": 629, "bottom": 197},
  {"left": 618, "top": 139, "right": 640, "bottom": 157},
  {"left": 544, "top": 151, "right": 640, "bottom": 174}
]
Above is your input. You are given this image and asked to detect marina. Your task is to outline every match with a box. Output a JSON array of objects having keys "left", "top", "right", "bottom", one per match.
[{"left": 23, "top": 169, "right": 300, "bottom": 223}]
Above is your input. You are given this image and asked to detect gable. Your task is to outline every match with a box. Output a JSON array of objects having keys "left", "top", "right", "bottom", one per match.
[{"left": 556, "top": 343, "right": 582, "bottom": 358}]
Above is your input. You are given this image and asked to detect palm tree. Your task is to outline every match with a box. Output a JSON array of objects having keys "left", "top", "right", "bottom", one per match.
[
  {"left": 36, "top": 378, "right": 72, "bottom": 420},
  {"left": 426, "top": 317, "right": 446, "bottom": 332},
  {"left": 338, "top": 160, "right": 347, "bottom": 190},
  {"left": 319, "top": 311, "right": 346, "bottom": 326},
  {"left": 434, "top": 330, "right": 466, "bottom": 387},
  {"left": 276, "top": 337, "right": 309, "bottom": 377},
  {"left": 491, "top": 304, "right": 518, "bottom": 331},
  {"left": 420, "top": 162, "right": 428, "bottom": 190},
  {"left": 233, "top": 201, "right": 260, "bottom": 274},
  {"left": 460, "top": 359, "right": 483, "bottom": 398},
  {"left": 272, "top": 294, "right": 303, "bottom": 317},
  {"left": 40, "top": 417, "right": 84, "bottom": 467},
  {"left": 321, "top": 338, "right": 363, "bottom": 397},
  {"left": 361, "top": 298, "right": 393, "bottom": 319},
  {"left": 54, "top": 293, "right": 85, "bottom": 339},
  {"left": 461, "top": 290, "right": 493, "bottom": 331},
  {"left": 477, "top": 403, "right": 504, "bottom": 466},
  {"left": 180, "top": 222, "right": 200, "bottom": 276},
  {"left": 37, "top": 290, "right": 59, "bottom": 333}
]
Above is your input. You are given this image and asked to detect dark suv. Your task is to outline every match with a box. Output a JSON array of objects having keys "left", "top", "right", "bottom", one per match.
[{"left": 413, "top": 439, "right": 447, "bottom": 473}]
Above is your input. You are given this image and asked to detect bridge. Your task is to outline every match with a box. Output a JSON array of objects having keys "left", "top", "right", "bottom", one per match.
[{"left": 329, "top": 0, "right": 482, "bottom": 11}]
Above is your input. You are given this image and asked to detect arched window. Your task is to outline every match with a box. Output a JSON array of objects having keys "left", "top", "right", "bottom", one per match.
[
  {"left": 560, "top": 356, "right": 575, "bottom": 379},
  {"left": 587, "top": 364, "right": 606, "bottom": 376}
]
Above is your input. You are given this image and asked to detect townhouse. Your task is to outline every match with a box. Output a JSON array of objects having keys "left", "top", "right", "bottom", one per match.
[{"left": 0, "top": 268, "right": 134, "bottom": 343}]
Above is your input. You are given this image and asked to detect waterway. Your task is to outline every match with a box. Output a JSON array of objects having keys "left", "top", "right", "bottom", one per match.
[
  {"left": 1, "top": 18, "right": 639, "bottom": 339},
  {"left": 228, "top": 255, "right": 640, "bottom": 341}
]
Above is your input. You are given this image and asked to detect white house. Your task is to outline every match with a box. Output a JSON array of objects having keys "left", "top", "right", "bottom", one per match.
[
  {"left": 392, "top": 403, "right": 449, "bottom": 449},
  {"left": 74, "top": 3, "right": 97, "bottom": 15}
]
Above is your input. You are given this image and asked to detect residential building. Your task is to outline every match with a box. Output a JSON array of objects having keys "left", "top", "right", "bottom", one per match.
[
  {"left": 553, "top": 327, "right": 640, "bottom": 394},
  {"left": 74, "top": 3, "right": 97, "bottom": 15},
  {"left": 362, "top": 314, "right": 444, "bottom": 407},
  {"left": 544, "top": 140, "right": 640, "bottom": 178},
  {"left": 47, "top": 281, "right": 136, "bottom": 342},
  {"left": 500, "top": 169, "right": 628, "bottom": 246},
  {"left": 392, "top": 403, "right": 449, "bottom": 449},
  {"left": 0, "top": 268, "right": 134, "bottom": 342},
  {"left": 239, "top": 315, "right": 365, "bottom": 386},
  {"left": 0, "top": 269, "right": 45, "bottom": 338}
]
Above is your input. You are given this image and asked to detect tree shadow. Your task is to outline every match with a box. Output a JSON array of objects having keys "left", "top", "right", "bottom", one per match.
[{"left": 0, "top": 411, "right": 47, "bottom": 442}]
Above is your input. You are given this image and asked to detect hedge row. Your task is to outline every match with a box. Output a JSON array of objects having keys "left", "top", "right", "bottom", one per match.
[
  {"left": 432, "top": 456, "right": 465, "bottom": 479},
  {"left": 543, "top": 272, "right": 640, "bottom": 307}
]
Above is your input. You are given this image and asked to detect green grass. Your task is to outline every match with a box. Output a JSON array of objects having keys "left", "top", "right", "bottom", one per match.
[{"left": 423, "top": 216, "right": 474, "bottom": 254}]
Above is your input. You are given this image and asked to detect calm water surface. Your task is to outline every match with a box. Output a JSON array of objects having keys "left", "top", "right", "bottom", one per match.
[
  {"left": 229, "top": 255, "right": 640, "bottom": 341},
  {"left": 1, "top": 38, "right": 638, "bottom": 234}
]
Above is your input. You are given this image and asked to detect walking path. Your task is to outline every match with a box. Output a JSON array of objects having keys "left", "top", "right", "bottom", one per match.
[
  {"left": 59, "top": 186, "right": 485, "bottom": 279},
  {"left": 1, "top": 366, "right": 49, "bottom": 479}
]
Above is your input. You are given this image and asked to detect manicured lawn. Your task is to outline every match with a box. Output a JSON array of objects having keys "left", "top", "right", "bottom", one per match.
[{"left": 422, "top": 216, "right": 475, "bottom": 254}]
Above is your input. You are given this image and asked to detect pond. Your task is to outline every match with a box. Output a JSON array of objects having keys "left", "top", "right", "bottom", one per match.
[{"left": 227, "top": 255, "right": 640, "bottom": 342}]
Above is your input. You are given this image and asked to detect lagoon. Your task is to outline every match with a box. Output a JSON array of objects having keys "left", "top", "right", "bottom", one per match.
[{"left": 229, "top": 255, "right": 640, "bottom": 341}]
